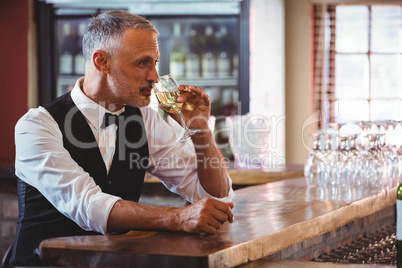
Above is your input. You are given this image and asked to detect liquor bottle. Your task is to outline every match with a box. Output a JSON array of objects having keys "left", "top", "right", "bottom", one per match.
[
  {"left": 186, "top": 52, "right": 200, "bottom": 78},
  {"left": 74, "top": 22, "right": 87, "bottom": 74},
  {"left": 202, "top": 25, "right": 217, "bottom": 78},
  {"left": 74, "top": 52, "right": 85, "bottom": 74},
  {"left": 221, "top": 88, "right": 238, "bottom": 116},
  {"left": 232, "top": 52, "right": 239, "bottom": 77},
  {"left": 169, "top": 23, "right": 186, "bottom": 78},
  {"left": 59, "top": 21, "right": 73, "bottom": 75},
  {"left": 60, "top": 51, "right": 73, "bottom": 75},
  {"left": 397, "top": 182, "right": 402, "bottom": 267},
  {"left": 186, "top": 29, "right": 201, "bottom": 78},
  {"left": 216, "top": 26, "right": 231, "bottom": 78}
]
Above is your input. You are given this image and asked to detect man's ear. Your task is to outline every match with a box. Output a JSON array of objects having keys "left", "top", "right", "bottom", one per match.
[{"left": 93, "top": 50, "right": 110, "bottom": 73}]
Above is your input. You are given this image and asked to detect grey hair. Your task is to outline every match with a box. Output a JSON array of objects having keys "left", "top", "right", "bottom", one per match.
[{"left": 82, "top": 10, "right": 159, "bottom": 63}]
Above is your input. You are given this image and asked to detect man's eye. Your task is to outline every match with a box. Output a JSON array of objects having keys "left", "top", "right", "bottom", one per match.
[{"left": 139, "top": 60, "right": 148, "bottom": 66}]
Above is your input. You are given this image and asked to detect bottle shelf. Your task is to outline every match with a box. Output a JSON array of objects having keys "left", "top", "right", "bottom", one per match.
[
  {"left": 58, "top": 75, "right": 238, "bottom": 89},
  {"left": 175, "top": 77, "right": 238, "bottom": 87}
]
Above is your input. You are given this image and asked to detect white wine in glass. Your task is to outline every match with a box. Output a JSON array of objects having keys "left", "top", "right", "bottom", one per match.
[
  {"left": 154, "top": 74, "right": 201, "bottom": 142},
  {"left": 154, "top": 91, "right": 183, "bottom": 113}
]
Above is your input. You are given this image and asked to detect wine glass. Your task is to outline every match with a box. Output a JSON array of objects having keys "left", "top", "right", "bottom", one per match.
[
  {"left": 154, "top": 74, "right": 201, "bottom": 142},
  {"left": 304, "top": 133, "right": 325, "bottom": 188},
  {"left": 377, "top": 120, "right": 400, "bottom": 188},
  {"left": 364, "top": 134, "right": 387, "bottom": 192},
  {"left": 337, "top": 135, "right": 351, "bottom": 189},
  {"left": 355, "top": 120, "right": 372, "bottom": 151},
  {"left": 347, "top": 134, "right": 365, "bottom": 198},
  {"left": 348, "top": 134, "right": 363, "bottom": 188},
  {"left": 392, "top": 120, "right": 402, "bottom": 183},
  {"left": 322, "top": 133, "right": 338, "bottom": 190}
]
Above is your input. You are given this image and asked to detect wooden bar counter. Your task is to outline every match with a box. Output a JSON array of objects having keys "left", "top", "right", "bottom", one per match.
[{"left": 38, "top": 177, "right": 397, "bottom": 267}]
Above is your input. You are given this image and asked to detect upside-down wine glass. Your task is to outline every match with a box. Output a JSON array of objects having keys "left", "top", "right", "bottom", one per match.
[
  {"left": 364, "top": 134, "right": 387, "bottom": 192},
  {"left": 377, "top": 120, "right": 400, "bottom": 188},
  {"left": 304, "top": 133, "right": 325, "bottom": 188},
  {"left": 348, "top": 134, "right": 363, "bottom": 188},
  {"left": 322, "top": 133, "right": 339, "bottom": 193},
  {"left": 154, "top": 74, "right": 201, "bottom": 142},
  {"left": 337, "top": 135, "right": 351, "bottom": 189},
  {"left": 328, "top": 122, "right": 346, "bottom": 188},
  {"left": 355, "top": 120, "right": 372, "bottom": 151},
  {"left": 396, "top": 120, "right": 402, "bottom": 182}
]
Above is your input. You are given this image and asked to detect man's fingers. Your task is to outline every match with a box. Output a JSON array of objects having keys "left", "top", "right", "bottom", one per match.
[
  {"left": 227, "top": 202, "right": 235, "bottom": 209},
  {"left": 213, "top": 201, "right": 235, "bottom": 223},
  {"left": 187, "top": 86, "right": 203, "bottom": 95},
  {"left": 188, "top": 86, "right": 210, "bottom": 104},
  {"left": 201, "top": 225, "right": 217, "bottom": 235},
  {"left": 212, "top": 210, "right": 232, "bottom": 224},
  {"left": 177, "top": 85, "right": 210, "bottom": 104},
  {"left": 180, "top": 198, "right": 235, "bottom": 234},
  {"left": 208, "top": 217, "right": 223, "bottom": 229}
]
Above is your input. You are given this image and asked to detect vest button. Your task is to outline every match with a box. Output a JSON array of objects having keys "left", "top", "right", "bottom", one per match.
[{"left": 107, "top": 180, "right": 112, "bottom": 185}]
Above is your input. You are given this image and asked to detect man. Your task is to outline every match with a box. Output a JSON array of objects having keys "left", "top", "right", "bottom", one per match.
[{"left": 11, "top": 10, "right": 235, "bottom": 266}]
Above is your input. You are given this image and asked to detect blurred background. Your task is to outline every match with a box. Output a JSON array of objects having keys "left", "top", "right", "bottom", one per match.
[
  {"left": 0, "top": 0, "right": 401, "bottom": 259},
  {"left": 0, "top": 0, "right": 400, "bottom": 166}
]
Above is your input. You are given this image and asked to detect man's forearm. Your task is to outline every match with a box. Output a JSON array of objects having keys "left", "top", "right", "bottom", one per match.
[
  {"left": 191, "top": 130, "right": 230, "bottom": 198},
  {"left": 107, "top": 200, "right": 179, "bottom": 233},
  {"left": 107, "top": 198, "right": 235, "bottom": 235}
]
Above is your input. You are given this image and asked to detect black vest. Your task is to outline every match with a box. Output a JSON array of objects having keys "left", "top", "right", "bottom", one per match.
[{"left": 10, "top": 93, "right": 149, "bottom": 266}]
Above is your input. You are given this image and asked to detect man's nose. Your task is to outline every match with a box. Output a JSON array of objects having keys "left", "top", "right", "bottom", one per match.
[{"left": 148, "top": 66, "right": 159, "bottom": 84}]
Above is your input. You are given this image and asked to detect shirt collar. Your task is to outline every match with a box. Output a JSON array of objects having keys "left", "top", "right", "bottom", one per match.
[{"left": 71, "top": 77, "right": 125, "bottom": 129}]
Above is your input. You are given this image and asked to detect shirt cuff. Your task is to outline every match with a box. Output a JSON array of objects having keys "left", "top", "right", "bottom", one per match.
[
  {"left": 196, "top": 174, "right": 236, "bottom": 203},
  {"left": 86, "top": 192, "right": 122, "bottom": 235}
]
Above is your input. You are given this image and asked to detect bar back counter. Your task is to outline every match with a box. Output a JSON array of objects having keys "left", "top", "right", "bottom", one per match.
[{"left": 38, "top": 176, "right": 396, "bottom": 267}]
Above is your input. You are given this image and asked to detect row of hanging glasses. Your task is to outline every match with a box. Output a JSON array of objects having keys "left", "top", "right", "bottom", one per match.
[{"left": 304, "top": 120, "right": 402, "bottom": 195}]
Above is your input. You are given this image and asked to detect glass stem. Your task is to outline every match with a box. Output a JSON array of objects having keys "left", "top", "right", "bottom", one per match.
[{"left": 176, "top": 110, "right": 190, "bottom": 131}]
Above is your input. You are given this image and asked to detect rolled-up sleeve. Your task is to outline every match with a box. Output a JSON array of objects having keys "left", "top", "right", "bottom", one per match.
[
  {"left": 141, "top": 107, "right": 235, "bottom": 203},
  {"left": 15, "top": 108, "right": 120, "bottom": 234}
]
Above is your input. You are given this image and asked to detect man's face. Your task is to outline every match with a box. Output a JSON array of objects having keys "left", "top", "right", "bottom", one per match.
[{"left": 107, "top": 29, "right": 160, "bottom": 108}]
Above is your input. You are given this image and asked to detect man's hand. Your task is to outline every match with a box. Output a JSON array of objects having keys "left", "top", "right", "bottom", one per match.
[
  {"left": 173, "top": 197, "right": 235, "bottom": 234},
  {"left": 176, "top": 85, "right": 211, "bottom": 130},
  {"left": 107, "top": 198, "right": 234, "bottom": 235},
  {"left": 158, "top": 85, "right": 231, "bottom": 200}
]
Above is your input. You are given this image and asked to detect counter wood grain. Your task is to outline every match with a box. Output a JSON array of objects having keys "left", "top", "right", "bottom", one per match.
[{"left": 38, "top": 177, "right": 397, "bottom": 267}]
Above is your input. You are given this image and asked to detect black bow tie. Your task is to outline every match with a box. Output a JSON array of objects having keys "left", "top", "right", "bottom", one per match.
[{"left": 102, "top": 113, "right": 124, "bottom": 128}]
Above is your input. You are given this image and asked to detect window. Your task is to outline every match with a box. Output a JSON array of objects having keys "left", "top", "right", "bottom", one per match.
[{"left": 312, "top": 4, "right": 401, "bottom": 128}]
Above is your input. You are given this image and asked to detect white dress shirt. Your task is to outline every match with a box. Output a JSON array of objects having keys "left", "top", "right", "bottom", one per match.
[{"left": 14, "top": 78, "right": 235, "bottom": 235}]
